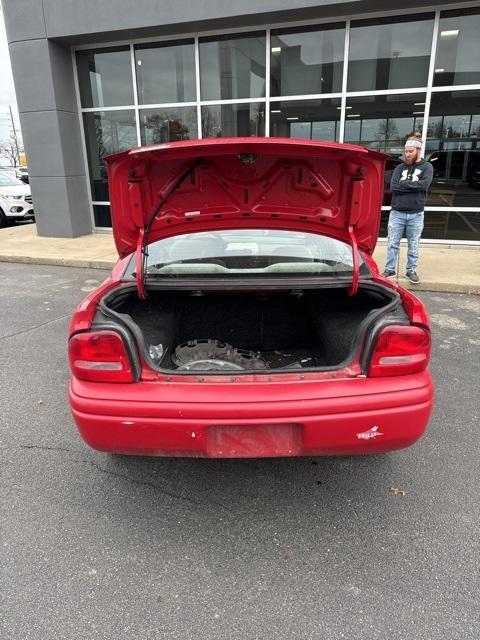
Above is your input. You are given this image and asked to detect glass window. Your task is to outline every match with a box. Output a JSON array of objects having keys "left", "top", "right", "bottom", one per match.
[
  {"left": 380, "top": 209, "right": 480, "bottom": 242},
  {"left": 270, "top": 98, "right": 341, "bottom": 140},
  {"left": 434, "top": 8, "right": 480, "bottom": 86},
  {"left": 202, "top": 103, "right": 265, "bottom": 138},
  {"left": 348, "top": 15, "right": 434, "bottom": 91},
  {"left": 344, "top": 94, "right": 426, "bottom": 155},
  {"left": 93, "top": 204, "right": 112, "bottom": 228},
  {"left": 76, "top": 47, "right": 134, "bottom": 108},
  {"left": 134, "top": 40, "right": 196, "bottom": 104},
  {"left": 199, "top": 33, "right": 266, "bottom": 101},
  {"left": 83, "top": 110, "right": 137, "bottom": 201},
  {"left": 270, "top": 24, "right": 345, "bottom": 97},
  {"left": 140, "top": 107, "right": 198, "bottom": 144},
  {"left": 426, "top": 90, "right": 480, "bottom": 208},
  {"left": 144, "top": 229, "right": 362, "bottom": 277},
  {"left": 344, "top": 94, "right": 426, "bottom": 207}
]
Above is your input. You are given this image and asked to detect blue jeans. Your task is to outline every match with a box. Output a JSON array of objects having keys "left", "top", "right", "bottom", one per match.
[{"left": 385, "top": 210, "right": 424, "bottom": 272}]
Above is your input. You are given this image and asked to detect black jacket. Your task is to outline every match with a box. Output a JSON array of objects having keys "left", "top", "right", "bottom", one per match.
[{"left": 390, "top": 158, "right": 434, "bottom": 212}]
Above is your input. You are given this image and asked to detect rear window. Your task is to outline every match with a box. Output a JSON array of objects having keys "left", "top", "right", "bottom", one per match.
[{"left": 141, "top": 229, "right": 366, "bottom": 277}]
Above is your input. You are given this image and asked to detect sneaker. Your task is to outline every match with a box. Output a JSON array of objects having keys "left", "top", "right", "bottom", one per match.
[
  {"left": 406, "top": 270, "right": 421, "bottom": 284},
  {"left": 382, "top": 269, "right": 396, "bottom": 278}
]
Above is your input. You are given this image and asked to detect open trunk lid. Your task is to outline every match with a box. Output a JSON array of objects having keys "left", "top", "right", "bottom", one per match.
[{"left": 105, "top": 138, "right": 387, "bottom": 297}]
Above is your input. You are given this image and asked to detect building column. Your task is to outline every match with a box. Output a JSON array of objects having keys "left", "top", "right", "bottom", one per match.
[{"left": 4, "top": 3, "right": 92, "bottom": 237}]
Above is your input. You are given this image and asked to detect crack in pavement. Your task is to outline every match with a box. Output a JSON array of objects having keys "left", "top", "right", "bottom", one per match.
[
  {"left": 0, "top": 314, "right": 70, "bottom": 341},
  {"left": 86, "top": 459, "right": 232, "bottom": 512},
  {"left": 18, "top": 444, "right": 84, "bottom": 454},
  {"left": 9, "top": 444, "right": 232, "bottom": 513}
]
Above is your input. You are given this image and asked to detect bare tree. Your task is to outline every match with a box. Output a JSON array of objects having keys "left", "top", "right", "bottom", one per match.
[
  {"left": 0, "top": 106, "right": 23, "bottom": 166},
  {"left": 376, "top": 119, "right": 400, "bottom": 144},
  {"left": 0, "top": 137, "right": 21, "bottom": 167}
]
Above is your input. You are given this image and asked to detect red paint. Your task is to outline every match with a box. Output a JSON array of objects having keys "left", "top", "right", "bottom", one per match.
[
  {"left": 69, "top": 372, "right": 434, "bottom": 456},
  {"left": 105, "top": 137, "right": 386, "bottom": 259},
  {"left": 67, "top": 138, "right": 434, "bottom": 458}
]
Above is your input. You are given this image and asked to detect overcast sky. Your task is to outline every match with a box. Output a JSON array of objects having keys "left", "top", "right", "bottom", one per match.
[{"left": 0, "top": 6, "right": 21, "bottom": 148}]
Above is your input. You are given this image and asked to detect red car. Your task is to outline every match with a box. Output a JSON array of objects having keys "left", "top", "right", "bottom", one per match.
[{"left": 68, "top": 138, "right": 434, "bottom": 458}]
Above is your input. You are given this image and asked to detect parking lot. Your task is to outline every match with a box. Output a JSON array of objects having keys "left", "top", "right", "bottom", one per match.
[{"left": 1, "top": 261, "right": 479, "bottom": 640}]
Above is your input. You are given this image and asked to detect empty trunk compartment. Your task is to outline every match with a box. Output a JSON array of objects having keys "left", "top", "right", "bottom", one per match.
[{"left": 101, "top": 284, "right": 401, "bottom": 372}]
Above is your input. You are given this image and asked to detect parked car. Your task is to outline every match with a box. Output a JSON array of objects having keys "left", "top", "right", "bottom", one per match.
[
  {"left": 68, "top": 138, "right": 434, "bottom": 458},
  {"left": 0, "top": 165, "right": 16, "bottom": 178},
  {"left": 0, "top": 171, "right": 34, "bottom": 226},
  {"left": 427, "top": 149, "right": 480, "bottom": 186},
  {"left": 15, "top": 165, "right": 29, "bottom": 184}
]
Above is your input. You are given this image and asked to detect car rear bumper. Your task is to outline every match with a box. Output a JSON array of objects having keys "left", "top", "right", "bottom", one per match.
[{"left": 69, "top": 372, "right": 434, "bottom": 457}]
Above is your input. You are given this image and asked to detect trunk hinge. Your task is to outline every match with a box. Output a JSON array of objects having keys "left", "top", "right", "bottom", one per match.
[
  {"left": 135, "top": 227, "right": 147, "bottom": 300},
  {"left": 347, "top": 224, "right": 359, "bottom": 296}
]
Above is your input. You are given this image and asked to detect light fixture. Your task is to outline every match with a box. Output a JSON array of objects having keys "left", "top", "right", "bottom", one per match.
[
  {"left": 271, "top": 109, "right": 282, "bottom": 113},
  {"left": 287, "top": 117, "right": 299, "bottom": 121},
  {"left": 347, "top": 114, "right": 360, "bottom": 118},
  {"left": 338, "top": 106, "right": 353, "bottom": 110},
  {"left": 413, "top": 111, "right": 424, "bottom": 115},
  {"left": 440, "top": 29, "right": 459, "bottom": 38},
  {"left": 435, "top": 68, "right": 445, "bottom": 73},
  {"left": 137, "top": 60, "right": 142, "bottom": 66},
  {"left": 414, "top": 102, "right": 425, "bottom": 106},
  {"left": 271, "top": 47, "right": 281, "bottom": 53}
]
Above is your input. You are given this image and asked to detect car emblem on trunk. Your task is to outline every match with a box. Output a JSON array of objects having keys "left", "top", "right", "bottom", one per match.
[{"left": 356, "top": 426, "right": 383, "bottom": 440}]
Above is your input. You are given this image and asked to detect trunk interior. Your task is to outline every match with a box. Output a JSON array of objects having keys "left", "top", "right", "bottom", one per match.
[{"left": 103, "top": 285, "right": 400, "bottom": 372}]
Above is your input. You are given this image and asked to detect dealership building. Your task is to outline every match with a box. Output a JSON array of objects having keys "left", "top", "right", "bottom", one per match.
[{"left": 3, "top": 0, "right": 480, "bottom": 242}]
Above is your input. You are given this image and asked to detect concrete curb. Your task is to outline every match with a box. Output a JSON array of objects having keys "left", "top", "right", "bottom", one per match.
[
  {"left": 390, "top": 279, "right": 480, "bottom": 295},
  {"left": 0, "top": 255, "right": 114, "bottom": 270}
]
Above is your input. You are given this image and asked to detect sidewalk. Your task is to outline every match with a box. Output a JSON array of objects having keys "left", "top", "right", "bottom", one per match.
[{"left": 0, "top": 222, "right": 479, "bottom": 293}]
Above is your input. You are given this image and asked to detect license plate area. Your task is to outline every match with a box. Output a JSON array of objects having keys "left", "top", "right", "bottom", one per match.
[{"left": 207, "top": 423, "right": 302, "bottom": 458}]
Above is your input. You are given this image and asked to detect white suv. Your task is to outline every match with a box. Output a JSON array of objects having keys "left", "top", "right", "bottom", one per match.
[{"left": 0, "top": 171, "right": 34, "bottom": 227}]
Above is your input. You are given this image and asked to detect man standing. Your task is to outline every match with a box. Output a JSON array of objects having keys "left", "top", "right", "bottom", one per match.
[{"left": 382, "top": 135, "right": 434, "bottom": 283}]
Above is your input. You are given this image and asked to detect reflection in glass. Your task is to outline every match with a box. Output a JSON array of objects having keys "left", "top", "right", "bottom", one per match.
[
  {"left": 434, "top": 8, "right": 480, "bottom": 86},
  {"left": 426, "top": 91, "right": 480, "bottom": 209},
  {"left": 199, "top": 33, "right": 266, "bottom": 101},
  {"left": 76, "top": 47, "right": 134, "bottom": 108},
  {"left": 140, "top": 107, "right": 198, "bottom": 144},
  {"left": 83, "top": 110, "right": 137, "bottom": 201},
  {"left": 202, "top": 103, "right": 265, "bottom": 138},
  {"left": 344, "top": 94, "right": 426, "bottom": 155},
  {"left": 344, "top": 94, "right": 426, "bottom": 207},
  {"left": 270, "top": 24, "right": 344, "bottom": 96},
  {"left": 270, "top": 99, "right": 340, "bottom": 140},
  {"left": 348, "top": 15, "right": 434, "bottom": 91},
  {"left": 380, "top": 209, "right": 480, "bottom": 241},
  {"left": 135, "top": 41, "right": 196, "bottom": 104}
]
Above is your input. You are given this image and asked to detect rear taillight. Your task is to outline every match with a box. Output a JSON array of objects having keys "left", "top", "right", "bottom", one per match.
[
  {"left": 69, "top": 331, "right": 134, "bottom": 383},
  {"left": 368, "top": 325, "right": 431, "bottom": 377}
]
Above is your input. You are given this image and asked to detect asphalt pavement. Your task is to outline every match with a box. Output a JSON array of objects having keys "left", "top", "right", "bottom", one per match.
[{"left": 0, "top": 262, "right": 479, "bottom": 640}]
